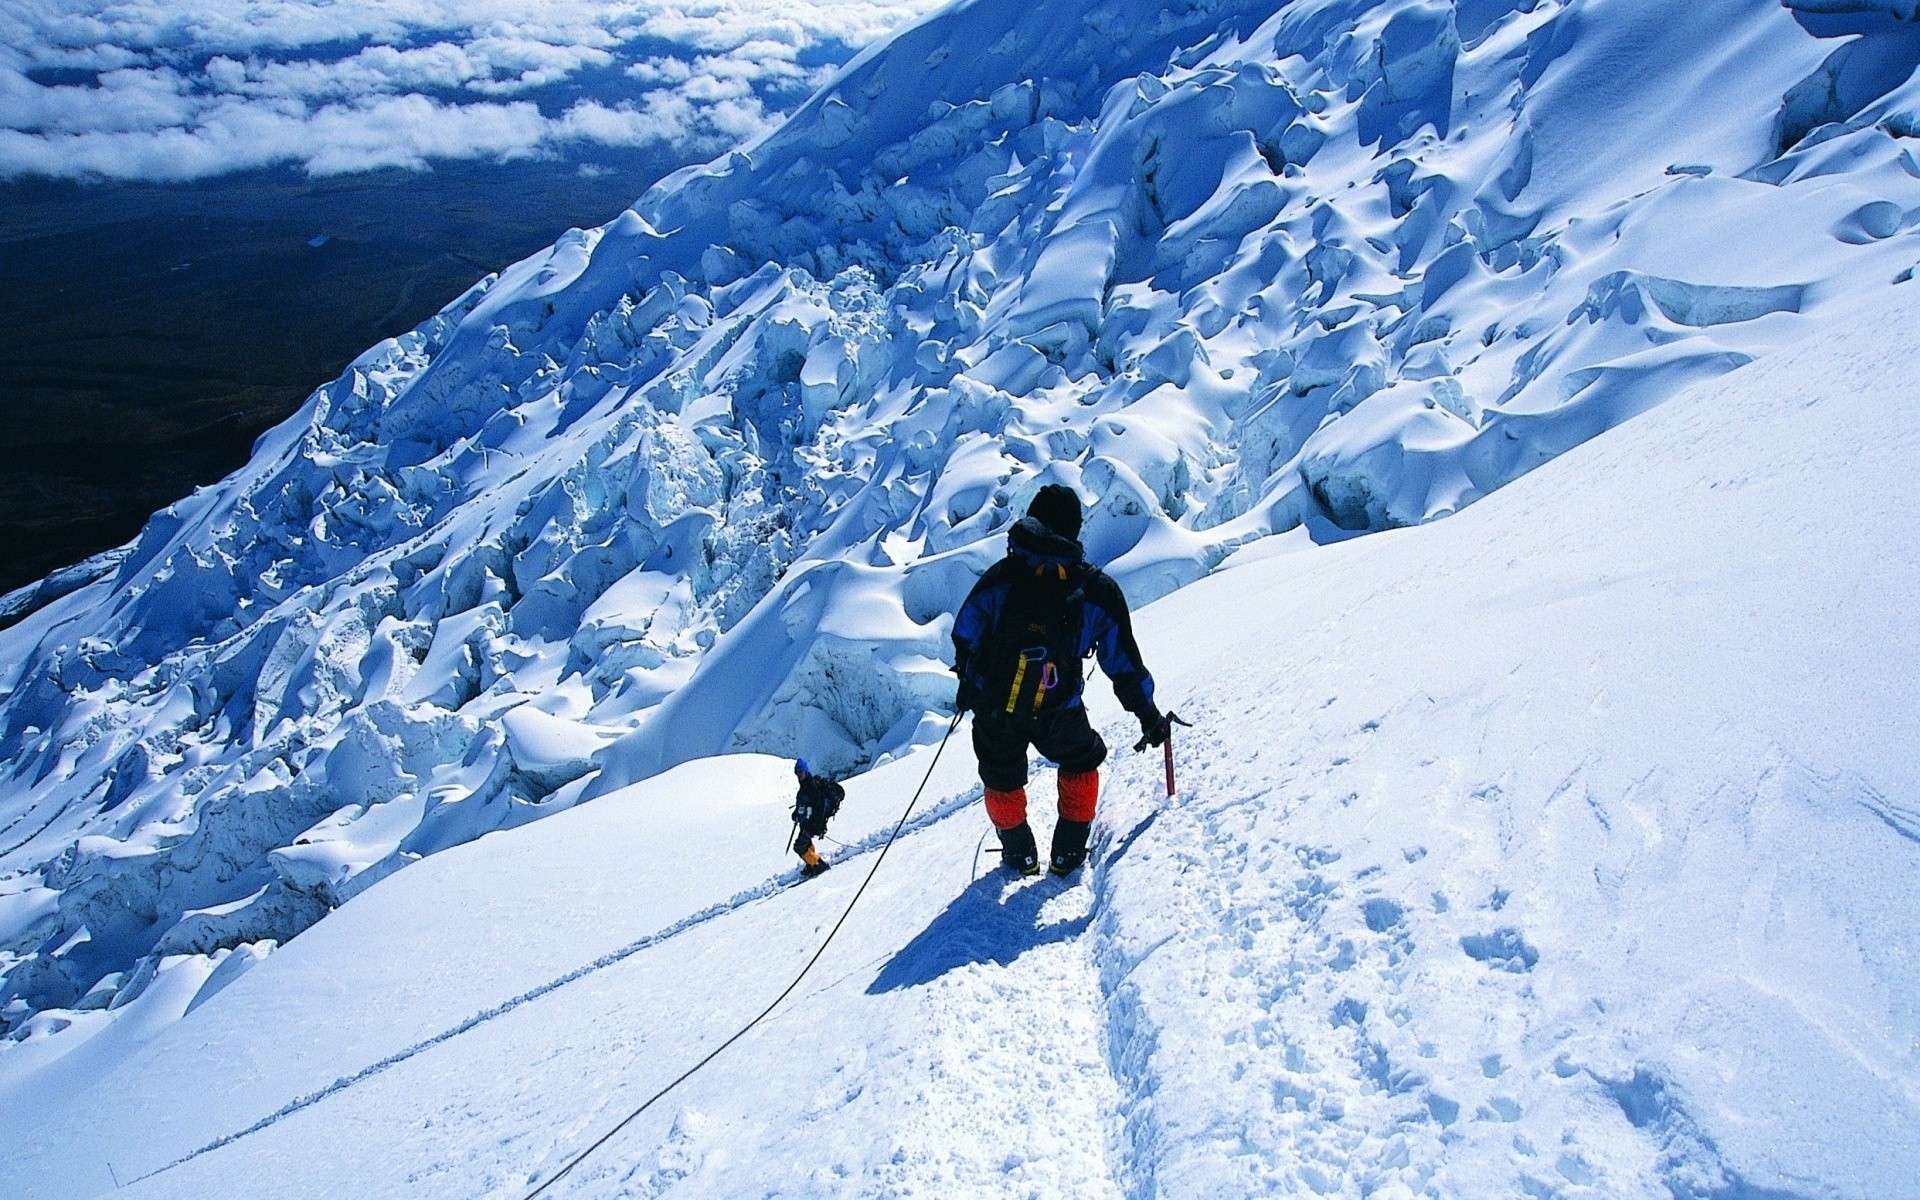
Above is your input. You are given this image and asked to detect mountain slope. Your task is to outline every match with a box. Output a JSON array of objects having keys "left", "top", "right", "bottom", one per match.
[
  {"left": 2, "top": 235, "right": 1914, "bottom": 1200},
  {"left": 7, "top": 0, "right": 1920, "bottom": 1077}
]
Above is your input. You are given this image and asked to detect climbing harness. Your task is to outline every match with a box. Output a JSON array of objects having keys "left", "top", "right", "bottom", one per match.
[{"left": 522, "top": 712, "right": 964, "bottom": 1199}]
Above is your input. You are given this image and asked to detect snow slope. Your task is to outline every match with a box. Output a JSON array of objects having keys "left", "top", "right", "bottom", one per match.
[
  {"left": 3, "top": 227, "right": 1915, "bottom": 1199},
  {"left": 7, "top": 0, "right": 1920, "bottom": 1095}
]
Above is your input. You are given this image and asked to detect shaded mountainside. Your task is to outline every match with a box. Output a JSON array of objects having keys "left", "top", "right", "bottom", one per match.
[
  {"left": 5, "top": 0, "right": 1920, "bottom": 1064},
  {"left": 0, "top": 151, "right": 689, "bottom": 601}
]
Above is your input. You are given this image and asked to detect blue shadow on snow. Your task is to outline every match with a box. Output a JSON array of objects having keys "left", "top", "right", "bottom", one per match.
[{"left": 867, "top": 871, "right": 1088, "bottom": 993}]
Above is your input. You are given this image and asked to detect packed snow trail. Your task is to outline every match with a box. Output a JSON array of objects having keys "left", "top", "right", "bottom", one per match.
[
  {"left": 138, "top": 757, "right": 1129, "bottom": 1200},
  {"left": 0, "top": 741, "right": 1144, "bottom": 1200}
]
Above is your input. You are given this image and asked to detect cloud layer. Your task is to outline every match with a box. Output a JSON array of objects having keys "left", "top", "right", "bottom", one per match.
[{"left": 0, "top": 0, "right": 940, "bottom": 181}]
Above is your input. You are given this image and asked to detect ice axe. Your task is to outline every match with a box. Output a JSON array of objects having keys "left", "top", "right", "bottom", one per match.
[{"left": 1134, "top": 711, "right": 1193, "bottom": 798}]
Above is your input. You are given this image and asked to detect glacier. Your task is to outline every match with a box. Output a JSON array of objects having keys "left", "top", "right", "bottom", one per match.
[
  {"left": 2, "top": 0, "right": 1919, "bottom": 1190},
  {"left": 1, "top": 228, "right": 1914, "bottom": 1200}
]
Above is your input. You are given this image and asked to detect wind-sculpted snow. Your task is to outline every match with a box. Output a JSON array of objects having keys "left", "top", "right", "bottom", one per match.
[{"left": 7, "top": 0, "right": 1920, "bottom": 1047}]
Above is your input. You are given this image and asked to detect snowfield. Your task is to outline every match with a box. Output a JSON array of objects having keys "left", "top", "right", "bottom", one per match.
[
  {"left": 4, "top": 0, "right": 1920, "bottom": 1192},
  {"left": 3, "top": 248, "right": 1915, "bottom": 1200}
]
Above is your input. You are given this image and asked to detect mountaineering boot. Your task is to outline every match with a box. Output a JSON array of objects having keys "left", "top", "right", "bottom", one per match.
[
  {"left": 799, "top": 843, "right": 830, "bottom": 878},
  {"left": 1049, "top": 818, "right": 1092, "bottom": 876},
  {"left": 997, "top": 821, "right": 1040, "bottom": 875}
]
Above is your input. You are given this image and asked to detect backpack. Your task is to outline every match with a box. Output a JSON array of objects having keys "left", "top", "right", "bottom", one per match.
[
  {"left": 794, "top": 776, "right": 843, "bottom": 834},
  {"left": 974, "top": 564, "right": 1089, "bottom": 718}
]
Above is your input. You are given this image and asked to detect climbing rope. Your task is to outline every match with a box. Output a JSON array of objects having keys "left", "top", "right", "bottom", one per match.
[
  {"left": 522, "top": 712, "right": 964, "bottom": 1199},
  {"left": 969, "top": 826, "right": 995, "bottom": 884}
]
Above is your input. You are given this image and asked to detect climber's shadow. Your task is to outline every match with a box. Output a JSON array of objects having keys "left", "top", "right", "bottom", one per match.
[{"left": 867, "top": 870, "right": 1086, "bottom": 993}]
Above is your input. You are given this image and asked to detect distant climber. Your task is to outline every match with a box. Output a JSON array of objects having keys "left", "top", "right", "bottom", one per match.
[
  {"left": 791, "top": 759, "right": 844, "bottom": 878},
  {"left": 952, "top": 484, "right": 1169, "bottom": 876}
]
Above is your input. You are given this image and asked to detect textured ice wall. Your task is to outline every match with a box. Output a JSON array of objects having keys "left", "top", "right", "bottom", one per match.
[{"left": 9, "top": 0, "right": 1920, "bottom": 1042}]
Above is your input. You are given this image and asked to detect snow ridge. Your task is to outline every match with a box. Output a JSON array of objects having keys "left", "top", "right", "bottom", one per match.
[{"left": 8, "top": 0, "right": 1920, "bottom": 1065}]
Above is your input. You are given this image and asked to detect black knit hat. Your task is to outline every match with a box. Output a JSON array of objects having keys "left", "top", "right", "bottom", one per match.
[{"left": 1026, "top": 483, "right": 1083, "bottom": 540}]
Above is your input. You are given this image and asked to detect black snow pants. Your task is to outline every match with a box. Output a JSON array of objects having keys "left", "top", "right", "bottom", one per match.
[{"left": 971, "top": 704, "right": 1107, "bottom": 793}]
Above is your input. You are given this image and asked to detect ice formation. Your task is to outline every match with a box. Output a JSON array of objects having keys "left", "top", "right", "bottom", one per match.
[
  {"left": 3, "top": 278, "right": 1914, "bottom": 1198},
  {"left": 8, "top": 0, "right": 1920, "bottom": 1053}
]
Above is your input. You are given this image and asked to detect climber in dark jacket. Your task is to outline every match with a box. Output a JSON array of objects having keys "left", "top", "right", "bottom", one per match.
[
  {"left": 791, "top": 759, "right": 844, "bottom": 878},
  {"left": 952, "top": 483, "right": 1169, "bottom": 876}
]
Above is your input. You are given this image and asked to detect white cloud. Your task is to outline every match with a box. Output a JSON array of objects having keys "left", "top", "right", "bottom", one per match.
[
  {"left": 0, "top": 94, "right": 554, "bottom": 181},
  {"left": 0, "top": 0, "right": 942, "bottom": 181},
  {"left": 626, "top": 57, "right": 697, "bottom": 86}
]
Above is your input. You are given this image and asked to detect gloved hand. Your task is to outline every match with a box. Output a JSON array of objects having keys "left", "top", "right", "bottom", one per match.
[
  {"left": 954, "top": 678, "right": 980, "bottom": 715},
  {"left": 1134, "top": 709, "right": 1171, "bottom": 751}
]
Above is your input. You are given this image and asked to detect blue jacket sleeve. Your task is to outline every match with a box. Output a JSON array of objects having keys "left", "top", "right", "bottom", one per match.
[
  {"left": 952, "top": 577, "right": 1001, "bottom": 682},
  {"left": 1083, "top": 575, "right": 1156, "bottom": 720}
]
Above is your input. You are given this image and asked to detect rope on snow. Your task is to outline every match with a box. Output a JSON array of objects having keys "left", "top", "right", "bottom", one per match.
[{"left": 522, "top": 712, "right": 965, "bottom": 1199}]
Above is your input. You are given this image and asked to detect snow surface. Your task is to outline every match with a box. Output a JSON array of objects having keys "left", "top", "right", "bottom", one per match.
[
  {"left": 2, "top": 245, "right": 1914, "bottom": 1200},
  {"left": 4, "top": 0, "right": 1920, "bottom": 1181}
]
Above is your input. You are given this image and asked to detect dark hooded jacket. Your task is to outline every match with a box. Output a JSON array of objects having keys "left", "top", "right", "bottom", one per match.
[
  {"left": 951, "top": 517, "right": 1156, "bottom": 721},
  {"left": 793, "top": 773, "right": 843, "bottom": 838}
]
